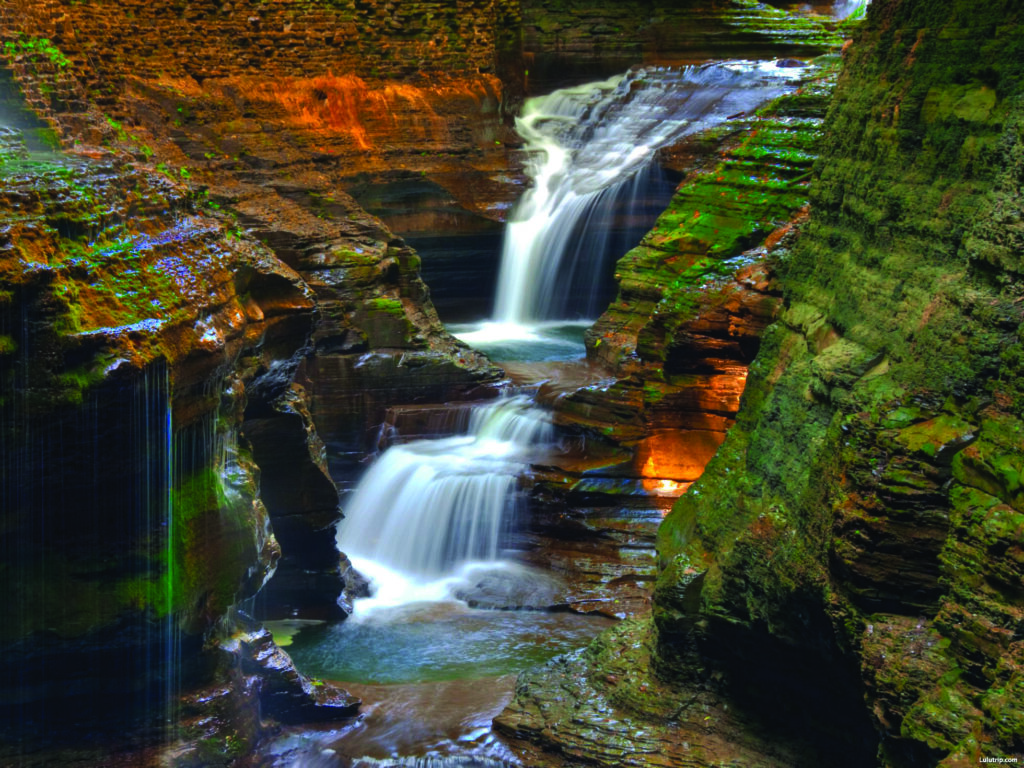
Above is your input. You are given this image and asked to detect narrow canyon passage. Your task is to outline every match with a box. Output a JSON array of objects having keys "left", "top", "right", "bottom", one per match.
[{"left": 254, "top": 49, "right": 828, "bottom": 767}]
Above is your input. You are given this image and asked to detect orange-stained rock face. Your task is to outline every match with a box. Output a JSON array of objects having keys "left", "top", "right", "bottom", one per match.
[
  {"left": 3, "top": 0, "right": 527, "bottom": 221},
  {"left": 636, "top": 429, "right": 723, "bottom": 485},
  {"left": 0, "top": 1, "right": 511, "bottom": 740},
  {"left": 161, "top": 72, "right": 505, "bottom": 156}
]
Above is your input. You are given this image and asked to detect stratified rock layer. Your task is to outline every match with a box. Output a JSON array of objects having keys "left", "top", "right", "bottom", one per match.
[
  {"left": 0, "top": 5, "right": 504, "bottom": 757},
  {"left": 539, "top": 57, "right": 839, "bottom": 519},
  {"left": 0, "top": 0, "right": 525, "bottom": 221},
  {"left": 0, "top": 141, "right": 295, "bottom": 752},
  {"left": 520, "top": 0, "right": 841, "bottom": 87}
]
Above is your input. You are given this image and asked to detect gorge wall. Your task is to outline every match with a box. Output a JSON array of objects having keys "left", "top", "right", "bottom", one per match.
[
  {"left": 3, "top": 0, "right": 521, "bottom": 81},
  {"left": 499, "top": 0, "right": 1024, "bottom": 765},
  {"left": 659, "top": 0, "right": 1024, "bottom": 759},
  {"left": 1, "top": 0, "right": 512, "bottom": 760},
  {"left": 520, "top": 0, "right": 838, "bottom": 81}
]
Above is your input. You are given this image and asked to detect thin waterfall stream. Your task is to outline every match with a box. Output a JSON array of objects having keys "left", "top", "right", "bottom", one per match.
[{"left": 266, "top": 46, "right": 835, "bottom": 767}]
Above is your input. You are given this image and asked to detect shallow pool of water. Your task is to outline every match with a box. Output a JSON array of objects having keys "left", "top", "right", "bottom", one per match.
[
  {"left": 262, "top": 604, "right": 612, "bottom": 765},
  {"left": 448, "top": 321, "right": 589, "bottom": 362},
  {"left": 284, "top": 601, "right": 613, "bottom": 686}
]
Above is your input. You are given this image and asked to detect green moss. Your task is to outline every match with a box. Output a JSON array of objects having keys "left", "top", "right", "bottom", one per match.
[
  {"left": 3, "top": 36, "right": 71, "bottom": 68},
  {"left": 952, "top": 415, "right": 1024, "bottom": 510},
  {"left": 354, "top": 295, "right": 416, "bottom": 348},
  {"left": 599, "top": 71, "right": 837, "bottom": 370},
  {"left": 365, "top": 296, "right": 405, "bottom": 315},
  {"left": 980, "top": 674, "right": 1024, "bottom": 744},
  {"left": 112, "top": 571, "right": 174, "bottom": 616},
  {"left": 167, "top": 460, "right": 255, "bottom": 620},
  {"left": 880, "top": 404, "right": 928, "bottom": 429},
  {"left": 724, "top": 0, "right": 843, "bottom": 49},
  {"left": 101, "top": 466, "right": 233, "bottom": 620},
  {"left": 28, "top": 126, "right": 61, "bottom": 151},
  {"left": 895, "top": 412, "right": 976, "bottom": 458},
  {"left": 652, "top": 3, "right": 1024, "bottom": 760},
  {"left": 900, "top": 685, "right": 979, "bottom": 750},
  {"left": 950, "top": 485, "right": 1022, "bottom": 551},
  {"left": 54, "top": 364, "right": 106, "bottom": 406},
  {"left": 48, "top": 235, "right": 188, "bottom": 333},
  {"left": 171, "top": 467, "right": 226, "bottom": 528}
]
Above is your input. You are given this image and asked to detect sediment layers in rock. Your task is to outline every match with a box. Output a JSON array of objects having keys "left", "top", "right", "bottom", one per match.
[
  {"left": 520, "top": 0, "right": 842, "bottom": 87},
  {"left": 657, "top": 1, "right": 1024, "bottom": 760},
  {"left": 0, "top": 0, "right": 525, "bottom": 224},
  {"left": 0, "top": 6, "right": 505, "bottom": 755},
  {"left": 541, "top": 58, "right": 838, "bottom": 503},
  {"left": 0, "top": 139, "right": 300, "bottom": 745},
  {"left": 2, "top": 0, "right": 522, "bottom": 84}
]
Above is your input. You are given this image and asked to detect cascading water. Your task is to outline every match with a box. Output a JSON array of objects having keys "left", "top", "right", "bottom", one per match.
[
  {"left": 834, "top": 0, "right": 871, "bottom": 18},
  {"left": 279, "top": 46, "right": 844, "bottom": 768},
  {"left": 456, "top": 60, "right": 805, "bottom": 348},
  {"left": 338, "top": 61, "right": 813, "bottom": 614},
  {"left": 335, "top": 395, "right": 552, "bottom": 613}
]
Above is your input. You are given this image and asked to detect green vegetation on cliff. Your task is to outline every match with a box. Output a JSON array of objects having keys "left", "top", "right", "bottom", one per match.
[
  {"left": 588, "top": 55, "right": 839, "bottom": 373},
  {"left": 3, "top": 37, "right": 70, "bottom": 70},
  {"left": 656, "top": 0, "right": 1024, "bottom": 763}
]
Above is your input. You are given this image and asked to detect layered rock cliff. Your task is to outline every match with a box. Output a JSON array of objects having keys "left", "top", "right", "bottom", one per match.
[
  {"left": 499, "top": 0, "right": 1024, "bottom": 765},
  {"left": 520, "top": 0, "right": 840, "bottom": 88},
  {"left": 1, "top": 2, "right": 507, "bottom": 760}
]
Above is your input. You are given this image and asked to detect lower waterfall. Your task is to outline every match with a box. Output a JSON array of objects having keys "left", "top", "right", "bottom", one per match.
[{"left": 335, "top": 396, "right": 552, "bottom": 613}]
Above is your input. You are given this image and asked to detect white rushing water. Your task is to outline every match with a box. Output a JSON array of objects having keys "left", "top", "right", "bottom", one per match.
[
  {"left": 457, "top": 60, "right": 806, "bottom": 348},
  {"left": 834, "top": 0, "right": 870, "bottom": 18},
  {"left": 336, "top": 396, "right": 552, "bottom": 614},
  {"left": 337, "top": 59, "right": 814, "bottom": 615}
]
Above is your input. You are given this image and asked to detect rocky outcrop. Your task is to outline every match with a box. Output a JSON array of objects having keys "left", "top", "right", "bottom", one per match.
[
  {"left": 0, "top": 2, "right": 505, "bottom": 758},
  {"left": 538, "top": 58, "right": 839, "bottom": 517},
  {"left": 502, "top": 1, "right": 1024, "bottom": 765},
  {"left": 496, "top": 618, "right": 858, "bottom": 767},
  {"left": 656, "top": 1, "right": 1024, "bottom": 760},
  {"left": 174, "top": 615, "right": 360, "bottom": 767},
  {"left": 0, "top": 0, "right": 525, "bottom": 224},
  {"left": 2, "top": 0, "right": 521, "bottom": 85},
  {"left": 0, "top": 136, "right": 298, "bottom": 739}
]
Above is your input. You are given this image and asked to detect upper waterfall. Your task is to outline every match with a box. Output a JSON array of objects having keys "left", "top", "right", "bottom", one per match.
[{"left": 458, "top": 60, "right": 805, "bottom": 347}]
